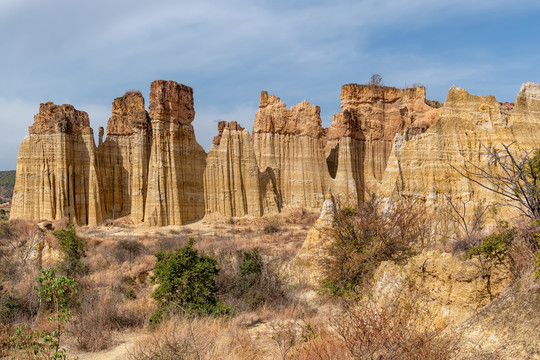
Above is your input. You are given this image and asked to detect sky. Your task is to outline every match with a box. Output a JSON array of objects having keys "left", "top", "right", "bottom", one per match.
[{"left": 1, "top": 0, "right": 540, "bottom": 170}]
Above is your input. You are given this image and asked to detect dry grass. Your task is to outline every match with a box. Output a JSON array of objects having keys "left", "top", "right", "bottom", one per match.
[
  {"left": 2, "top": 208, "right": 533, "bottom": 359},
  {"left": 128, "top": 316, "right": 263, "bottom": 360}
]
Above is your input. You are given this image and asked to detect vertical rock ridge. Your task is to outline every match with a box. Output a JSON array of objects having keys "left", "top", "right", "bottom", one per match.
[
  {"left": 252, "top": 91, "right": 330, "bottom": 209},
  {"left": 97, "top": 91, "right": 151, "bottom": 224},
  {"left": 204, "top": 121, "right": 273, "bottom": 217},
  {"left": 379, "top": 83, "right": 540, "bottom": 218},
  {"left": 144, "top": 80, "right": 206, "bottom": 226},
  {"left": 11, "top": 103, "right": 102, "bottom": 225}
]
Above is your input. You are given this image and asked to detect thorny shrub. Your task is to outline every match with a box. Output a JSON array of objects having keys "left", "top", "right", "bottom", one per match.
[
  {"left": 216, "top": 248, "right": 289, "bottom": 312},
  {"left": 321, "top": 197, "right": 425, "bottom": 297},
  {"left": 333, "top": 290, "right": 461, "bottom": 360},
  {"left": 69, "top": 289, "right": 147, "bottom": 351}
]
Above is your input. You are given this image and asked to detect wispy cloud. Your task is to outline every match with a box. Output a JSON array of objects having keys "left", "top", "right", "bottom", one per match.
[{"left": 0, "top": 0, "right": 540, "bottom": 169}]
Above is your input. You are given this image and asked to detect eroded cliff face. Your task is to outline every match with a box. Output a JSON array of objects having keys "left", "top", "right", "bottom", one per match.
[
  {"left": 97, "top": 91, "right": 151, "bottom": 224},
  {"left": 11, "top": 102, "right": 102, "bottom": 225},
  {"left": 204, "top": 121, "right": 272, "bottom": 217},
  {"left": 326, "top": 85, "right": 441, "bottom": 203},
  {"left": 144, "top": 80, "right": 206, "bottom": 226},
  {"left": 380, "top": 83, "right": 540, "bottom": 218},
  {"left": 13, "top": 81, "right": 540, "bottom": 227},
  {"left": 253, "top": 92, "right": 331, "bottom": 209}
]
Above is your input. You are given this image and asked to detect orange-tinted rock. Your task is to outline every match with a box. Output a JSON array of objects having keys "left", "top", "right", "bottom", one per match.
[
  {"left": 148, "top": 80, "right": 195, "bottom": 125},
  {"left": 326, "top": 85, "right": 440, "bottom": 203}
]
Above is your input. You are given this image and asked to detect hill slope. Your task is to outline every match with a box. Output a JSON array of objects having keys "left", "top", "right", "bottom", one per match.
[{"left": 0, "top": 170, "right": 16, "bottom": 203}]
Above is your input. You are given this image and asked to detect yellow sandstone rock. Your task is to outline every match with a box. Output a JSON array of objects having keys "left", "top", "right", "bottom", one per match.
[
  {"left": 11, "top": 102, "right": 103, "bottom": 225},
  {"left": 326, "top": 85, "right": 441, "bottom": 203},
  {"left": 144, "top": 80, "right": 207, "bottom": 226},
  {"left": 253, "top": 92, "right": 331, "bottom": 209},
  {"left": 97, "top": 91, "right": 151, "bottom": 224},
  {"left": 380, "top": 83, "right": 540, "bottom": 220},
  {"left": 204, "top": 121, "right": 268, "bottom": 217}
]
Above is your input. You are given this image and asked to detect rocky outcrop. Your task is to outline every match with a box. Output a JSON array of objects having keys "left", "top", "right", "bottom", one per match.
[
  {"left": 144, "top": 80, "right": 206, "bottom": 226},
  {"left": 11, "top": 102, "right": 102, "bottom": 225},
  {"left": 380, "top": 83, "right": 540, "bottom": 220},
  {"left": 372, "top": 250, "right": 511, "bottom": 324},
  {"left": 204, "top": 121, "right": 275, "bottom": 217},
  {"left": 326, "top": 85, "right": 441, "bottom": 203},
  {"left": 97, "top": 91, "right": 151, "bottom": 224},
  {"left": 294, "top": 189, "right": 336, "bottom": 286},
  {"left": 252, "top": 92, "right": 331, "bottom": 209}
]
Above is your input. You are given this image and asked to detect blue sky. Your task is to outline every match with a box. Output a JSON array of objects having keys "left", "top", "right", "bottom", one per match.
[{"left": 1, "top": 0, "right": 540, "bottom": 170}]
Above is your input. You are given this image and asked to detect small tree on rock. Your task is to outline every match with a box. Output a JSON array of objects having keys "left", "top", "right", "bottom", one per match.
[{"left": 368, "top": 73, "right": 383, "bottom": 87}]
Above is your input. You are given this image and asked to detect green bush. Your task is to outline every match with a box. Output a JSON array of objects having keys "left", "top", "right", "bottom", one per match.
[
  {"left": 125, "top": 289, "right": 137, "bottom": 300},
  {"left": 0, "top": 283, "right": 18, "bottom": 324},
  {"left": 53, "top": 224, "right": 88, "bottom": 276},
  {"left": 466, "top": 224, "right": 516, "bottom": 277},
  {"left": 150, "top": 239, "right": 230, "bottom": 325},
  {"left": 11, "top": 269, "right": 78, "bottom": 360},
  {"left": 237, "top": 249, "right": 263, "bottom": 294}
]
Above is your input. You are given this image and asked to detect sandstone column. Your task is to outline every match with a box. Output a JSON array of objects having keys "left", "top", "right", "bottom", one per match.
[{"left": 144, "top": 80, "right": 206, "bottom": 226}]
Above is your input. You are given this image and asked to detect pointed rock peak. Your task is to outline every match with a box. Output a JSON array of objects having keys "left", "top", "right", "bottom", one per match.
[
  {"left": 149, "top": 80, "right": 195, "bottom": 124},
  {"left": 317, "top": 187, "right": 335, "bottom": 227},
  {"left": 324, "top": 187, "right": 334, "bottom": 201},
  {"left": 515, "top": 82, "right": 540, "bottom": 112},
  {"left": 259, "top": 91, "right": 284, "bottom": 108},
  {"left": 106, "top": 90, "right": 150, "bottom": 136},
  {"left": 517, "top": 82, "right": 540, "bottom": 101},
  {"left": 29, "top": 102, "right": 91, "bottom": 135},
  {"left": 254, "top": 92, "right": 323, "bottom": 138}
]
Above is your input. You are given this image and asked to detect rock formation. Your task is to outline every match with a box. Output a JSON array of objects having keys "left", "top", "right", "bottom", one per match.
[
  {"left": 144, "top": 80, "right": 206, "bottom": 226},
  {"left": 12, "top": 80, "right": 540, "bottom": 228},
  {"left": 204, "top": 121, "right": 265, "bottom": 217},
  {"left": 252, "top": 92, "right": 331, "bottom": 209},
  {"left": 372, "top": 249, "right": 511, "bottom": 324},
  {"left": 97, "top": 91, "right": 151, "bottom": 224},
  {"left": 294, "top": 189, "right": 336, "bottom": 286},
  {"left": 11, "top": 102, "right": 102, "bottom": 225},
  {"left": 380, "top": 83, "right": 540, "bottom": 219},
  {"left": 325, "top": 85, "right": 441, "bottom": 203}
]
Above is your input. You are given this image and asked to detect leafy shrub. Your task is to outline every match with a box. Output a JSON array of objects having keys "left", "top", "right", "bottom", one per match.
[
  {"left": 125, "top": 289, "right": 137, "bottom": 300},
  {"left": 236, "top": 249, "right": 263, "bottom": 295},
  {"left": 53, "top": 224, "right": 88, "bottom": 276},
  {"left": 11, "top": 269, "right": 78, "bottom": 359},
  {"left": 150, "top": 239, "right": 231, "bottom": 325},
  {"left": 467, "top": 223, "right": 517, "bottom": 277}
]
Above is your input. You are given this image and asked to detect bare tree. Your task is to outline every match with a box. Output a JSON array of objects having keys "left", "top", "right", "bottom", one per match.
[
  {"left": 368, "top": 73, "right": 383, "bottom": 86},
  {"left": 452, "top": 141, "right": 540, "bottom": 220}
]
